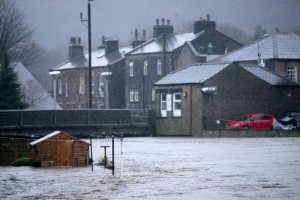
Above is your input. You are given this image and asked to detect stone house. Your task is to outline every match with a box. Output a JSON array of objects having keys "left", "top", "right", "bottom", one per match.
[
  {"left": 214, "top": 33, "right": 300, "bottom": 84},
  {"left": 52, "top": 37, "right": 132, "bottom": 109},
  {"left": 154, "top": 62, "right": 300, "bottom": 136},
  {"left": 125, "top": 16, "right": 242, "bottom": 109}
]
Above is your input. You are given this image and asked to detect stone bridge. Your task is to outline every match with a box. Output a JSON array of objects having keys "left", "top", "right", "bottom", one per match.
[{"left": 0, "top": 109, "right": 155, "bottom": 138}]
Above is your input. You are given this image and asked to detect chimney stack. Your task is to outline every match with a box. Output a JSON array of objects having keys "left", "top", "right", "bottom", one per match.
[
  {"left": 193, "top": 14, "right": 216, "bottom": 34},
  {"left": 153, "top": 18, "right": 174, "bottom": 38},
  {"left": 132, "top": 29, "right": 147, "bottom": 48},
  {"left": 68, "top": 36, "right": 84, "bottom": 61}
]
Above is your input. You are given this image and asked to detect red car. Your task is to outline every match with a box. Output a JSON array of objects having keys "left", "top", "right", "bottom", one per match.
[{"left": 225, "top": 113, "right": 275, "bottom": 130}]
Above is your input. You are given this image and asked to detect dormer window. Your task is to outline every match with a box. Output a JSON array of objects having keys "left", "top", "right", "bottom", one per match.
[{"left": 207, "top": 42, "right": 213, "bottom": 54}]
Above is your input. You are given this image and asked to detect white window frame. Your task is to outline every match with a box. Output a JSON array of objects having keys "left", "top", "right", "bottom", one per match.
[
  {"left": 287, "top": 66, "right": 297, "bottom": 82},
  {"left": 157, "top": 59, "right": 162, "bottom": 75},
  {"left": 173, "top": 93, "right": 181, "bottom": 117},
  {"left": 92, "top": 71, "right": 95, "bottom": 94},
  {"left": 130, "top": 89, "right": 134, "bottom": 102},
  {"left": 57, "top": 77, "right": 62, "bottom": 95},
  {"left": 152, "top": 89, "right": 155, "bottom": 101},
  {"left": 134, "top": 89, "right": 139, "bottom": 101},
  {"left": 161, "top": 93, "right": 167, "bottom": 117},
  {"left": 65, "top": 81, "right": 68, "bottom": 97},
  {"left": 79, "top": 76, "right": 85, "bottom": 94},
  {"left": 143, "top": 60, "right": 148, "bottom": 76},
  {"left": 129, "top": 61, "right": 134, "bottom": 77}
]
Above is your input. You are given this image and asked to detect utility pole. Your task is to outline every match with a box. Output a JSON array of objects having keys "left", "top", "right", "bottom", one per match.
[{"left": 80, "top": 0, "right": 93, "bottom": 108}]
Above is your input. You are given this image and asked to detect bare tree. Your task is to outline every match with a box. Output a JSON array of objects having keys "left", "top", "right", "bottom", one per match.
[
  {"left": 21, "top": 79, "right": 49, "bottom": 109},
  {"left": 0, "top": 0, "right": 33, "bottom": 57}
]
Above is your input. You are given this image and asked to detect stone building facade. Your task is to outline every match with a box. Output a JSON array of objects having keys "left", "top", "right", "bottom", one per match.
[
  {"left": 125, "top": 17, "right": 242, "bottom": 110},
  {"left": 52, "top": 37, "right": 132, "bottom": 109},
  {"left": 154, "top": 62, "right": 300, "bottom": 136}
]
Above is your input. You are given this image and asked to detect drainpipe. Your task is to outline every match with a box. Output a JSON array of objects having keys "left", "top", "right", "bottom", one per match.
[
  {"left": 163, "top": 33, "right": 166, "bottom": 76},
  {"left": 189, "top": 85, "right": 193, "bottom": 136}
]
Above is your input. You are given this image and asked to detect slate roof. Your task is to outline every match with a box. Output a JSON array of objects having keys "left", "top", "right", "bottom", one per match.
[
  {"left": 241, "top": 65, "right": 299, "bottom": 86},
  {"left": 54, "top": 46, "right": 132, "bottom": 70},
  {"left": 214, "top": 33, "right": 300, "bottom": 62},
  {"left": 128, "top": 32, "right": 202, "bottom": 55},
  {"left": 155, "top": 63, "right": 230, "bottom": 85},
  {"left": 155, "top": 62, "right": 299, "bottom": 86}
]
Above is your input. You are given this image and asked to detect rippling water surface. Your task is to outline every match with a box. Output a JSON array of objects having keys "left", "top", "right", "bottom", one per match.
[{"left": 1, "top": 137, "right": 300, "bottom": 199}]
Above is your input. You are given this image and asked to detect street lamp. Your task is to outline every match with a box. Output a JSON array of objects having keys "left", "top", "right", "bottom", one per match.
[
  {"left": 80, "top": 0, "right": 94, "bottom": 108},
  {"left": 49, "top": 71, "right": 61, "bottom": 110},
  {"left": 101, "top": 71, "right": 112, "bottom": 109}
]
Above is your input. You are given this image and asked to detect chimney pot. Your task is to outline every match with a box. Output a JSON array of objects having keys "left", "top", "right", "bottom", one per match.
[
  {"left": 156, "top": 19, "right": 159, "bottom": 25},
  {"left": 167, "top": 20, "right": 170, "bottom": 25},
  {"left": 143, "top": 30, "right": 146, "bottom": 40},
  {"left": 162, "top": 18, "right": 165, "bottom": 25},
  {"left": 207, "top": 14, "right": 211, "bottom": 21},
  {"left": 78, "top": 37, "right": 81, "bottom": 45},
  {"left": 135, "top": 29, "right": 138, "bottom": 40}
]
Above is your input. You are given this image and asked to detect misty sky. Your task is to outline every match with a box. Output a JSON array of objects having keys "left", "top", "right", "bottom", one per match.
[{"left": 16, "top": 0, "right": 300, "bottom": 50}]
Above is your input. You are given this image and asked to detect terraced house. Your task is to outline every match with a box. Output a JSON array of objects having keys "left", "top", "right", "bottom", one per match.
[{"left": 125, "top": 16, "right": 242, "bottom": 109}]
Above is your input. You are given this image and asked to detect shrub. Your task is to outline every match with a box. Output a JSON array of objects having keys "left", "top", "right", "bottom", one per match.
[{"left": 11, "top": 157, "right": 31, "bottom": 166}]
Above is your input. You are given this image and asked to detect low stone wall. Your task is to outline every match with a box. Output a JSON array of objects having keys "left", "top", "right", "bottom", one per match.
[
  {"left": 0, "top": 137, "right": 33, "bottom": 166},
  {"left": 196, "top": 130, "right": 300, "bottom": 137}
]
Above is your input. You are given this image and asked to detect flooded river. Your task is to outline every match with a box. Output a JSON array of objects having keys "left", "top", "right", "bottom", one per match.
[{"left": 1, "top": 137, "right": 300, "bottom": 199}]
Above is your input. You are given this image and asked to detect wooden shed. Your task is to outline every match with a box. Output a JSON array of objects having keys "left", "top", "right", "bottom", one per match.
[{"left": 30, "top": 131, "right": 89, "bottom": 167}]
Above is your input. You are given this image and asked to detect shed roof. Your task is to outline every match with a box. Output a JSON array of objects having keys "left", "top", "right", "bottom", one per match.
[
  {"left": 30, "top": 131, "right": 88, "bottom": 146},
  {"left": 53, "top": 46, "right": 132, "bottom": 71},
  {"left": 214, "top": 33, "right": 300, "bottom": 62}
]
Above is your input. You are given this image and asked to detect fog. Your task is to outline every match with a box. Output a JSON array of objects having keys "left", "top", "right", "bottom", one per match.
[{"left": 16, "top": 0, "right": 300, "bottom": 49}]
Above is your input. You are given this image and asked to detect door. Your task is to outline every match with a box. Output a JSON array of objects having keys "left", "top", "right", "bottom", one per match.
[{"left": 51, "top": 141, "right": 73, "bottom": 166}]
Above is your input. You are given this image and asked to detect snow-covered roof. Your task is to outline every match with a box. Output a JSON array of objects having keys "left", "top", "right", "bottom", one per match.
[
  {"left": 13, "top": 63, "right": 62, "bottom": 110},
  {"left": 29, "top": 131, "right": 89, "bottom": 146},
  {"left": 128, "top": 32, "right": 202, "bottom": 55},
  {"left": 155, "top": 63, "right": 229, "bottom": 85},
  {"left": 155, "top": 62, "right": 299, "bottom": 86},
  {"left": 214, "top": 33, "right": 300, "bottom": 62},
  {"left": 241, "top": 65, "right": 298, "bottom": 86},
  {"left": 30, "top": 131, "right": 61, "bottom": 146},
  {"left": 54, "top": 46, "right": 132, "bottom": 71}
]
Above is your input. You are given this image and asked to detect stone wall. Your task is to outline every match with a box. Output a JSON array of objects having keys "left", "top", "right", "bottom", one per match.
[{"left": 0, "top": 137, "right": 32, "bottom": 166}]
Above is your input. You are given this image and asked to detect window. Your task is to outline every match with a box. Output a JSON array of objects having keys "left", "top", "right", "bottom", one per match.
[
  {"left": 92, "top": 72, "right": 95, "bottom": 94},
  {"left": 98, "top": 75, "right": 105, "bottom": 98},
  {"left": 287, "top": 66, "right": 297, "bottom": 82},
  {"left": 65, "top": 81, "right": 68, "bottom": 97},
  {"left": 207, "top": 42, "right": 213, "bottom": 54},
  {"left": 157, "top": 59, "right": 162, "bottom": 75},
  {"left": 134, "top": 90, "right": 139, "bottom": 101},
  {"left": 79, "top": 76, "right": 84, "bottom": 94},
  {"left": 173, "top": 93, "right": 181, "bottom": 117},
  {"left": 129, "top": 61, "right": 134, "bottom": 77},
  {"left": 130, "top": 89, "right": 134, "bottom": 102},
  {"left": 152, "top": 89, "right": 155, "bottom": 101},
  {"left": 161, "top": 93, "right": 167, "bottom": 117},
  {"left": 143, "top": 60, "right": 148, "bottom": 76},
  {"left": 57, "top": 77, "right": 62, "bottom": 95}
]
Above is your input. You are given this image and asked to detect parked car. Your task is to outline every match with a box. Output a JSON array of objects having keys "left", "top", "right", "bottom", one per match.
[{"left": 225, "top": 113, "right": 275, "bottom": 130}]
